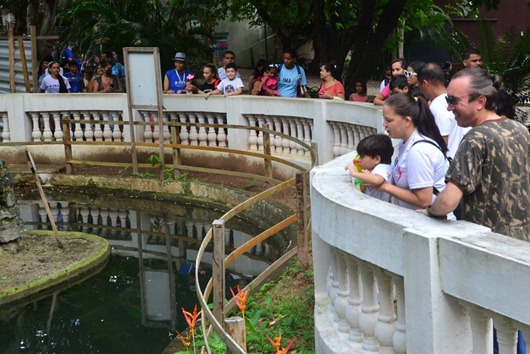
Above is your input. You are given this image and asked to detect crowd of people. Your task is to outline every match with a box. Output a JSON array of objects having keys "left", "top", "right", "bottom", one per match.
[
  {"left": 346, "top": 47, "right": 528, "bottom": 352},
  {"left": 38, "top": 42, "right": 126, "bottom": 94}
]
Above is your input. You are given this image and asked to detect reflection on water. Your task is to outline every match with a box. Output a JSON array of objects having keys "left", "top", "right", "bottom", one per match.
[{"left": 0, "top": 196, "right": 285, "bottom": 353}]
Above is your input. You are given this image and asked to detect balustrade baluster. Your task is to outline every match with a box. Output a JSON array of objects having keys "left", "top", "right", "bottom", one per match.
[
  {"left": 345, "top": 255, "right": 363, "bottom": 346},
  {"left": 142, "top": 111, "right": 153, "bottom": 143},
  {"left": 108, "top": 209, "right": 119, "bottom": 236},
  {"left": 281, "top": 117, "right": 291, "bottom": 154},
  {"left": 246, "top": 114, "right": 258, "bottom": 151},
  {"left": 295, "top": 118, "right": 305, "bottom": 156},
  {"left": 353, "top": 126, "right": 361, "bottom": 150},
  {"left": 162, "top": 112, "right": 171, "bottom": 144},
  {"left": 373, "top": 268, "right": 397, "bottom": 353},
  {"left": 92, "top": 111, "right": 103, "bottom": 142},
  {"left": 185, "top": 221, "right": 194, "bottom": 238},
  {"left": 38, "top": 202, "right": 47, "bottom": 226},
  {"left": 206, "top": 113, "right": 217, "bottom": 147},
  {"left": 334, "top": 252, "right": 350, "bottom": 334},
  {"left": 188, "top": 113, "right": 199, "bottom": 146},
  {"left": 102, "top": 112, "right": 113, "bottom": 141},
  {"left": 196, "top": 113, "right": 208, "bottom": 146},
  {"left": 1, "top": 113, "right": 10, "bottom": 142},
  {"left": 52, "top": 112, "right": 64, "bottom": 141},
  {"left": 81, "top": 111, "right": 93, "bottom": 141},
  {"left": 196, "top": 222, "right": 204, "bottom": 242},
  {"left": 80, "top": 208, "right": 90, "bottom": 232},
  {"left": 256, "top": 115, "right": 265, "bottom": 151},
  {"left": 151, "top": 111, "right": 160, "bottom": 143},
  {"left": 331, "top": 122, "right": 341, "bottom": 158},
  {"left": 346, "top": 125, "right": 355, "bottom": 152},
  {"left": 99, "top": 209, "right": 109, "bottom": 236},
  {"left": 340, "top": 123, "right": 349, "bottom": 155},
  {"left": 358, "top": 261, "right": 380, "bottom": 352},
  {"left": 288, "top": 118, "right": 297, "bottom": 155},
  {"left": 463, "top": 302, "right": 493, "bottom": 354},
  {"left": 72, "top": 112, "right": 84, "bottom": 141},
  {"left": 112, "top": 112, "right": 123, "bottom": 141},
  {"left": 306, "top": 121, "right": 314, "bottom": 157},
  {"left": 178, "top": 113, "right": 189, "bottom": 145},
  {"left": 30, "top": 113, "right": 42, "bottom": 142},
  {"left": 329, "top": 249, "right": 340, "bottom": 325},
  {"left": 42, "top": 113, "right": 53, "bottom": 142},
  {"left": 264, "top": 116, "right": 276, "bottom": 153},
  {"left": 391, "top": 275, "right": 407, "bottom": 354},
  {"left": 217, "top": 114, "right": 227, "bottom": 147},
  {"left": 272, "top": 116, "right": 283, "bottom": 154},
  {"left": 491, "top": 314, "right": 517, "bottom": 354}
]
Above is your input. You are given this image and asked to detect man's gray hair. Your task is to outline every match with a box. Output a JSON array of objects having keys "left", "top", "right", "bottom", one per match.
[{"left": 451, "top": 68, "right": 498, "bottom": 111}]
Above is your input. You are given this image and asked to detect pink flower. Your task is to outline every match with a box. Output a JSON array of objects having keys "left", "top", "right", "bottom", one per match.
[{"left": 186, "top": 74, "right": 194, "bottom": 81}]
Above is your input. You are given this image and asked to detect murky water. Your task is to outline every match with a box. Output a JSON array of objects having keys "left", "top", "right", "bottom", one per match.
[{"left": 0, "top": 194, "right": 288, "bottom": 353}]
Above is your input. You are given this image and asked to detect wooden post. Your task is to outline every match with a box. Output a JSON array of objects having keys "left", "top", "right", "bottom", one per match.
[
  {"left": 296, "top": 171, "right": 312, "bottom": 268},
  {"left": 8, "top": 22, "right": 16, "bottom": 93},
  {"left": 170, "top": 117, "right": 181, "bottom": 178},
  {"left": 18, "top": 38, "right": 30, "bottom": 92},
  {"left": 225, "top": 316, "right": 247, "bottom": 353},
  {"left": 26, "top": 149, "right": 64, "bottom": 249},
  {"left": 30, "top": 25, "right": 38, "bottom": 92},
  {"left": 62, "top": 116, "right": 73, "bottom": 174},
  {"left": 212, "top": 219, "right": 226, "bottom": 325},
  {"left": 263, "top": 123, "right": 273, "bottom": 179}
]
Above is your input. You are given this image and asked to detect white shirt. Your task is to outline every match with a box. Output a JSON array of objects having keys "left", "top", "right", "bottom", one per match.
[
  {"left": 392, "top": 130, "right": 449, "bottom": 210},
  {"left": 40, "top": 75, "right": 71, "bottom": 93},
  {"left": 429, "top": 94, "right": 452, "bottom": 137},
  {"left": 216, "top": 77, "right": 244, "bottom": 95},
  {"left": 365, "top": 163, "right": 392, "bottom": 202}
]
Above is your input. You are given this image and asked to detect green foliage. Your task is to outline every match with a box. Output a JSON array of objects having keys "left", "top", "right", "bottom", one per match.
[{"left": 55, "top": 0, "right": 226, "bottom": 70}]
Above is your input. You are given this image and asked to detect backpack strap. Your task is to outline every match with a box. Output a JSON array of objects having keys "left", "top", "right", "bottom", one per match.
[{"left": 411, "top": 139, "right": 452, "bottom": 163}]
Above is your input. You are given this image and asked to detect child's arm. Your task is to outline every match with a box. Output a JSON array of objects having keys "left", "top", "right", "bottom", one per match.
[
  {"left": 204, "top": 89, "right": 221, "bottom": 99},
  {"left": 226, "top": 87, "right": 243, "bottom": 96},
  {"left": 346, "top": 165, "right": 385, "bottom": 186}
]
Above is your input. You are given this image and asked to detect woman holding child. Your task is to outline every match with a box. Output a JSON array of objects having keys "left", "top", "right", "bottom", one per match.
[{"left": 376, "top": 93, "right": 453, "bottom": 218}]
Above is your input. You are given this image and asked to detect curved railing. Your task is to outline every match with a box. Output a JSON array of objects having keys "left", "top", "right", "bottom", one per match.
[{"left": 311, "top": 151, "right": 530, "bottom": 354}]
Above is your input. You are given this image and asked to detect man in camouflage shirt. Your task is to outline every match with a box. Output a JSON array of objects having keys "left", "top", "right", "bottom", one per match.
[{"left": 426, "top": 68, "right": 530, "bottom": 241}]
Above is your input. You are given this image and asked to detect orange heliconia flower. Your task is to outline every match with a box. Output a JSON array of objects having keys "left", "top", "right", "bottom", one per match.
[
  {"left": 267, "top": 334, "right": 282, "bottom": 351},
  {"left": 230, "top": 285, "right": 249, "bottom": 317},
  {"left": 182, "top": 305, "right": 202, "bottom": 335},
  {"left": 175, "top": 329, "right": 191, "bottom": 349},
  {"left": 268, "top": 334, "right": 296, "bottom": 354}
]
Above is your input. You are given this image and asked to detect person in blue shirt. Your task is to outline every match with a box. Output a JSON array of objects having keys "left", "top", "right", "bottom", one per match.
[
  {"left": 163, "top": 52, "right": 193, "bottom": 94},
  {"left": 277, "top": 49, "right": 310, "bottom": 98},
  {"left": 64, "top": 60, "right": 84, "bottom": 93}
]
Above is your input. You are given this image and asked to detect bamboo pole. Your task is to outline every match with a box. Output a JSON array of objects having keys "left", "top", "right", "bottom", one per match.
[
  {"left": 30, "top": 25, "right": 38, "bottom": 92},
  {"left": 18, "top": 38, "right": 30, "bottom": 92},
  {"left": 8, "top": 22, "right": 16, "bottom": 93},
  {"left": 26, "top": 149, "right": 64, "bottom": 248}
]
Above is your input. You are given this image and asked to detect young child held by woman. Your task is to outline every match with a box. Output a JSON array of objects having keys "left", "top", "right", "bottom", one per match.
[
  {"left": 346, "top": 134, "right": 394, "bottom": 202},
  {"left": 252, "top": 65, "right": 279, "bottom": 96}
]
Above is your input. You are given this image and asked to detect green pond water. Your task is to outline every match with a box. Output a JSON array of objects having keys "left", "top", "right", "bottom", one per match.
[{"left": 0, "top": 194, "right": 284, "bottom": 353}]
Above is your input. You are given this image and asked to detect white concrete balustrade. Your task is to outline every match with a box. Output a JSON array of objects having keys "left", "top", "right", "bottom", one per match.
[
  {"left": 0, "top": 94, "right": 382, "bottom": 165},
  {"left": 312, "top": 152, "right": 530, "bottom": 354}
]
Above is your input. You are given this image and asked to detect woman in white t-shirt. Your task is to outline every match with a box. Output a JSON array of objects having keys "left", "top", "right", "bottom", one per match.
[
  {"left": 376, "top": 94, "right": 453, "bottom": 217},
  {"left": 39, "top": 61, "right": 70, "bottom": 93}
]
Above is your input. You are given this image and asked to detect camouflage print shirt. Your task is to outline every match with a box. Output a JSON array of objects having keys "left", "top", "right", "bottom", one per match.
[{"left": 446, "top": 118, "right": 530, "bottom": 241}]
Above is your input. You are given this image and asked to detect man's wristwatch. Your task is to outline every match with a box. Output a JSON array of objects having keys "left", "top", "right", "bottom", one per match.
[{"left": 427, "top": 206, "right": 446, "bottom": 219}]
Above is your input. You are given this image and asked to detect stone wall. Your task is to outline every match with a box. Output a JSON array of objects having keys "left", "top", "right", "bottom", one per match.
[{"left": 0, "top": 160, "right": 21, "bottom": 242}]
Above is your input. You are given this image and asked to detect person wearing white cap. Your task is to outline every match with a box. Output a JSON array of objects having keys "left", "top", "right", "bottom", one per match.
[{"left": 163, "top": 52, "right": 193, "bottom": 94}]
